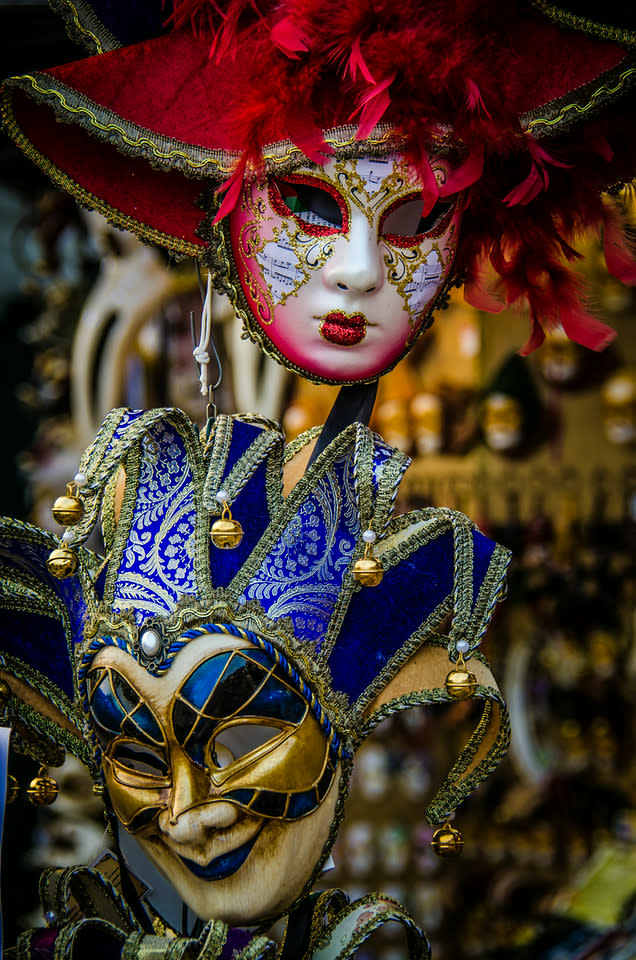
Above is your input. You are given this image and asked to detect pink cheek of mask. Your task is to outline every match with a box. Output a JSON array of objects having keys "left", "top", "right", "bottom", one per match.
[
  {"left": 228, "top": 187, "right": 278, "bottom": 330},
  {"left": 228, "top": 191, "right": 332, "bottom": 373}
]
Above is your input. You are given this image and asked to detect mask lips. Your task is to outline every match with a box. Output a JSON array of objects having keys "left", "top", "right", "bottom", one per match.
[{"left": 177, "top": 825, "right": 265, "bottom": 881}]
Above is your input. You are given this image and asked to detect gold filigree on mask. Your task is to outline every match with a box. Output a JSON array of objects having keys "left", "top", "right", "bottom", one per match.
[
  {"left": 237, "top": 220, "right": 274, "bottom": 323},
  {"left": 268, "top": 157, "right": 456, "bottom": 323},
  {"left": 383, "top": 241, "right": 444, "bottom": 322},
  {"left": 331, "top": 158, "right": 410, "bottom": 226},
  {"left": 224, "top": 152, "right": 461, "bottom": 383},
  {"left": 241, "top": 182, "right": 268, "bottom": 222},
  {"left": 254, "top": 221, "right": 336, "bottom": 308}
]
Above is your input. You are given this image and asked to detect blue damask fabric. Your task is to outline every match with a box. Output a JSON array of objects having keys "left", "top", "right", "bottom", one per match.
[
  {"left": 94, "top": 413, "right": 505, "bottom": 704},
  {"left": 111, "top": 421, "right": 197, "bottom": 623},
  {"left": 237, "top": 446, "right": 359, "bottom": 649},
  {"left": 330, "top": 530, "right": 455, "bottom": 701}
]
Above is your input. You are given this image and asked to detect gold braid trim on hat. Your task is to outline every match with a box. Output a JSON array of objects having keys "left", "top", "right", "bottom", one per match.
[
  {"left": 521, "top": 58, "right": 636, "bottom": 136},
  {"left": 529, "top": 0, "right": 636, "bottom": 46},
  {"left": 4, "top": 74, "right": 234, "bottom": 178},
  {"left": 0, "top": 89, "right": 202, "bottom": 258},
  {"left": 48, "top": 0, "right": 122, "bottom": 55}
]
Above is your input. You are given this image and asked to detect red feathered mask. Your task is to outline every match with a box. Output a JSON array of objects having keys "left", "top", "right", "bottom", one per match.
[{"left": 3, "top": 0, "right": 636, "bottom": 353}]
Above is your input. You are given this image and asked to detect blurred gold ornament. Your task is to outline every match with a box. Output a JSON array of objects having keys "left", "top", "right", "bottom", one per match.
[
  {"left": 482, "top": 394, "right": 522, "bottom": 452},
  {"left": 0, "top": 679, "right": 11, "bottom": 709},
  {"left": 601, "top": 368, "right": 636, "bottom": 445},
  {"left": 411, "top": 392, "right": 443, "bottom": 456},
  {"left": 27, "top": 767, "right": 59, "bottom": 806},
  {"left": 539, "top": 325, "right": 579, "bottom": 384},
  {"left": 6, "top": 775, "right": 19, "bottom": 804}
]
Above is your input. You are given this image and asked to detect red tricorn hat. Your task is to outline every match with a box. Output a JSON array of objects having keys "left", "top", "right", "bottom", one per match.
[{"left": 3, "top": 0, "right": 636, "bottom": 352}]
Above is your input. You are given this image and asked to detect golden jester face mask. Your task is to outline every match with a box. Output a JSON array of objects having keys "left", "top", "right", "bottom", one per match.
[
  {"left": 87, "top": 634, "right": 340, "bottom": 924},
  {"left": 228, "top": 154, "right": 461, "bottom": 384}
]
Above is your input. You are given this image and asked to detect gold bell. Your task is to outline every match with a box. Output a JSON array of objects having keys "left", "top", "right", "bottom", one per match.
[
  {"left": 445, "top": 654, "right": 477, "bottom": 700},
  {"left": 210, "top": 495, "right": 243, "bottom": 549},
  {"left": 6, "top": 775, "right": 19, "bottom": 804},
  {"left": 353, "top": 531, "right": 384, "bottom": 587},
  {"left": 46, "top": 546, "right": 78, "bottom": 579},
  {"left": 431, "top": 821, "right": 464, "bottom": 858},
  {"left": 51, "top": 483, "right": 84, "bottom": 526},
  {"left": 27, "top": 767, "right": 59, "bottom": 806}
]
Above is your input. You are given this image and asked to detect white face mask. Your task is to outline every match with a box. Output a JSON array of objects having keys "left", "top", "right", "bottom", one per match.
[{"left": 229, "top": 154, "right": 461, "bottom": 383}]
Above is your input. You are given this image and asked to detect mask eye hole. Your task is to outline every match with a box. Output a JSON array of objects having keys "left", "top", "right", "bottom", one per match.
[
  {"left": 269, "top": 176, "right": 347, "bottom": 235},
  {"left": 380, "top": 193, "right": 456, "bottom": 245},
  {"left": 111, "top": 741, "right": 169, "bottom": 779},
  {"left": 209, "top": 723, "right": 285, "bottom": 768}
]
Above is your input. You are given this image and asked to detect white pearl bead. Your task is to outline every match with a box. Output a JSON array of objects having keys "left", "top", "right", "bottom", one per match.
[
  {"left": 62, "top": 529, "right": 76, "bottom": 543},
  {"left": 216, "top": 489, "right": 228, "bottom": 503},
  {"left": 456, "top": 639, "right": 469, "bottom": 654},
  {"left": 74, "top": 472, "right": 87, "bottom": 487},
  {"left": 362, "top": 529, "right": 377, "bottom": 544},
  {"left": 140, "top": 628, "right": 161, "bottom": 657}
]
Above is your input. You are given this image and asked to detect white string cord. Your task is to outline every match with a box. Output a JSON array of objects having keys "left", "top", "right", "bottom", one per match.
[{"left": 193, "top": 271, "right": 212, "bottom": 396}]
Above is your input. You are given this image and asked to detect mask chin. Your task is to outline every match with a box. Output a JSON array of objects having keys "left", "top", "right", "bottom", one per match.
[{"left": 120, "top": 770, "right": 342, "bottom": 926}]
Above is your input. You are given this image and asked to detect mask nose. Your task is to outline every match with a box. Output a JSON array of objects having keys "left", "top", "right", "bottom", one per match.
[
  {"left": 323, "top": 211, "right": 383, "bottom": 295},
  {"left": 160, "top": 801, "right": 240, "bottom": 843},
  {"left": 159, "top": 753, "right": 240, "bottom": 840}
]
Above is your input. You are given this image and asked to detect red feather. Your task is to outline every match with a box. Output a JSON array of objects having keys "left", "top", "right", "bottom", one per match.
[
  {"left": 270, "top": 17, "right": 310, "bottom": 57},
  {"left": 465, "top": 77, "right": 491, "bottom": 117},
  {"left": 559, "top": 308, "right": 616, "bottom": 351},
  {"left": 165, "top": 0, "right": 636, "bottom": 360},
  {"left": 505, "top": 140, "right": 571, "bottom": 206},
  {"left": 439, "top": 144, "right": 484, "bottom": 196},
  {"left": 214, "top": 155, "right": 248, "bottom": 222},
  {"left": 352, "top": 72, "right": 396, "bottom": 139},
  {"left": 464, "top": 262, "right": 506, "bottom": 312},
  {"left": 518, "top": 311, "right": 546, "bottom": 355},
  {"left": 346, "top": 35, "right": 375, "bottom": 82},
  {"left": 504, "top": 164, "right": 546, "bottom": 206}
]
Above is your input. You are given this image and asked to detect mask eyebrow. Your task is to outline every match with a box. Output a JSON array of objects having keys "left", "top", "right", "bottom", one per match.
[
  {"left": 88, "top": 666, "right": 165, "bottom": 749},
  {"left": 171, "top": 650, "right": 308, "bottom": 766}
]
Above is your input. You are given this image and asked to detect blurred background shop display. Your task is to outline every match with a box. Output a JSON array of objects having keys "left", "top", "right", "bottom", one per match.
[{"left": 1, "top": 4, "right": 635, "bottom": 958}]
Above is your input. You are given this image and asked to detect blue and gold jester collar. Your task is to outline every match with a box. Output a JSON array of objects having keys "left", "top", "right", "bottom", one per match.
[{"left": 0, "top": 407, "right": 510, "bottom": 825}]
